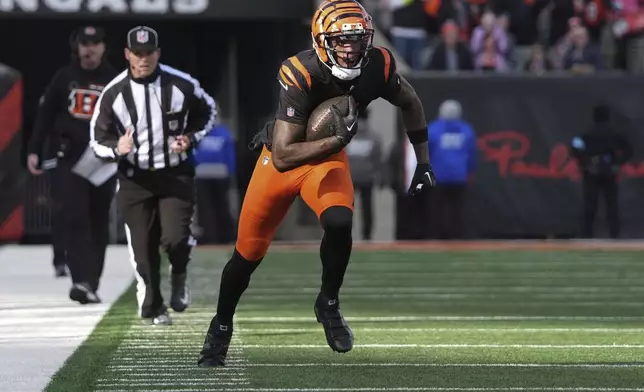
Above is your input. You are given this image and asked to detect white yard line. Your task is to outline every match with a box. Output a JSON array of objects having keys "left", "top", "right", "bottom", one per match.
[
  {"left": 211, "top": 343, "right": 644, "bottom": 349},
  {"left": 223, "top": 363, "right": 644, "bottom": 368},
  {"left": 224, "top": 316, "right": 644, "bottom": 322},
  {"left": 121, "top": 327, "right": 644, "bottom": 335},
  {"left": 101, "top": 255, "right": 252, "bottom": 390},
  {"left": 209, "top": 327, "right": 644, "bottom": 333},
  {"left": 104, "top": 362, "right": 644, "bottom": 370},
  {"left": 242, "top": 286, "right": 644, "bottom": 293},
  {"left": 0, "top": 245, "right": 133, "bottom": 392}
]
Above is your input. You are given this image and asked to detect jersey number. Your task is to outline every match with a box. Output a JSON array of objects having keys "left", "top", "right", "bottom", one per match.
[{"left": 68, "top": 88, "right": 102, "bottom": 119}]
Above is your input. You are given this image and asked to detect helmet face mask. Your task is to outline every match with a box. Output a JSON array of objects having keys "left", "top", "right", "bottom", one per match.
[
  {"left": 320, "top": 30, "right": 374, "bottom": 70},
  {"left": 311, "top": 0, "right": 374, "bottom": 80}
]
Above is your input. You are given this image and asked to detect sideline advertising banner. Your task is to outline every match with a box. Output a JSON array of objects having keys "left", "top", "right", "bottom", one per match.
[{"left": 401, "top": 74, "right": 644, "bottom": 238}]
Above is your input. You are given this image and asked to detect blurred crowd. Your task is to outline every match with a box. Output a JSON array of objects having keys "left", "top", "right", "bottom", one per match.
[{"left": 358, "top": 0, "right": 644, "bottom": 73}]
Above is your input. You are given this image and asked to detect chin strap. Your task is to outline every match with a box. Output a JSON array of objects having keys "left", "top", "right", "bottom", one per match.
[{"left": 330, "top": 65, "right": 361, "bottom": 80}]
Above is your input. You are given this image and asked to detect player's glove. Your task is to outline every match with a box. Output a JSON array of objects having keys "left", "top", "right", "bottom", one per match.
[
  {"left": 408, "top": 163, "right": 436, "bottom": 196},
  {"left": 331, "top": 96, "right": 358, "bottom": 146}
]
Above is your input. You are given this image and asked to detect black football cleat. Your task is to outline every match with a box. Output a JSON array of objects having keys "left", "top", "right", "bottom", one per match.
[
  {"left": 170, "top": 272, "right": 191, "bottom": 312},
  {"left": 198, "top": 317, "right": 233, "bottom": 367},
  {"left": 314, "top": 294, "right": 354, "bottom": 353}
]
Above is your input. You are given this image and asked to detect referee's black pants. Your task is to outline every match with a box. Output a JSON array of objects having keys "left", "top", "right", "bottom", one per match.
[
  {"left": 57, "top": 159, "right": 116, "bottom": 291},
  {"left": 117, "top": 163, "right": 196, "bottom": 318}
]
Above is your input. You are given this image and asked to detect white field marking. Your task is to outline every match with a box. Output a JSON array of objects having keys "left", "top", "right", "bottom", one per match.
[
  {"left": 235, "top": 294, "right": 644, "bottom": 303},
  {"left": 92, "top": 387, "right": 644, "bottom": 392},
  {"left": 104, "top": 363, "right": 644, "bottom": 370},
  {"left": 115, "top": 344, "right": 644, "bottom": 351},
  {"left": 109, "top": 323, "right": 251, "bottom": 387},
  {"left": 115, "top": 358, "right": 249, "bottom": 363},
  {"left": 97, "top": 382, "right": 250, "bottom": 387},
  {"left": 0, "top": 314, "right": 111, "bottom": 326},
  {"left": 224, "top": 363, "right": 644, "bottom": 368},
  {"left": 217, "top": 343, "right": 644, "bottom": 349},
  {"left": 120, "top": 328, "right": 644, "bottom": 336},
  {"left": 220, "top": 315, "right": 644, "bottom": 322},
  {"left": 220, "top": 327, "right": 644, "bottom": 333},
  {"left": 248, "top": 269, "right": 644, "bottom": 275},
  {"left": 97, "top": 377, "right": 249, "bottom": 383},
  {"left": 107, "top": 361, "right": 247, "bottom": 369},
  {"left": 99, "top": 372, "right": 248, "bottom": 377},
  {"left": 242, "top": 286, "right": 644, "bottom": 293}
]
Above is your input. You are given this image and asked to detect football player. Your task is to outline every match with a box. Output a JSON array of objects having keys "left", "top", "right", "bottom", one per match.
[{"left": 197, "top": 0, "right": 435, "bottom": 367}]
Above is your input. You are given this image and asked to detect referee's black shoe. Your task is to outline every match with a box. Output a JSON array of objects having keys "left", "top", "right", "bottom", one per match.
[
  {"left": 170, "top": 272, "right": 191, "bottom": 312},
  {"left": 314, "top": 293, "right": 354, "bottom": 353},
  {"left": 69, "top": 283, "right": 101, "bottom": 305},
  {"left": 198, "top": 316, "right": 232, "bottom": 367}
]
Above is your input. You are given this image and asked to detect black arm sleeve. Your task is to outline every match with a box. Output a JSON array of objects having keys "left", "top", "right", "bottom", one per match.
[
  {"left": 28, "top": 70, "right": 64, "bottom": 155},
  {"left": 89, "top": 87, "right": 119, "bottom": 161},
  {"left": 183, "top": 76, "right": 217, "bottom": 145}
]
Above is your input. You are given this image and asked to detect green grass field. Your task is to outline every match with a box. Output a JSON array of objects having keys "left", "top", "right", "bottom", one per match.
[{"left": 46, "top": 246, "right": 644, "bottom": 392}]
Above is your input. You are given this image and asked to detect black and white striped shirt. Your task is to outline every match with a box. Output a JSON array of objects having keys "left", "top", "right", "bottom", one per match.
[{"left": 89, "top": 64, "right": 216, "bottom": 170}]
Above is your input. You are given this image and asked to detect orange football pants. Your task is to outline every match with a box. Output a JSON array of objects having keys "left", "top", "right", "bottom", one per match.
[{"left": 235, "top": 146, "right": 354, "bottom": 261}]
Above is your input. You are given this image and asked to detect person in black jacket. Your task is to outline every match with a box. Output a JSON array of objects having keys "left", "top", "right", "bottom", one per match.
[
  {"left": 427, "top": 21, "right": 474, "bottom": 72},
  {"left": 27, "top": 26, "right": 119, "bottom": 304},
  {"left": 90, "top": 26, "right": 217, "bottom": 326},
  {"left": 570, "top": 105, "right": 633, "bottom": 238}
]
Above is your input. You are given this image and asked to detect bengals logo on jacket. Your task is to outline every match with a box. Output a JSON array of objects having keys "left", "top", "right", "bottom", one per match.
[{"left": 68, "top": 84, "right": 104, "bottom": 120}]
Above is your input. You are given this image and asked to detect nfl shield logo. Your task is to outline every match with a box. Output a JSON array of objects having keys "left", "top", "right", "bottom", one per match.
[
  {"left": 286, "top": 107, "right": 295, "bottom": 117},
  {"left": 169, "top": 120, "right": 178, "bottom": 131},
  {"left": 136, "top": 30, "right": 149, "bottom": 43}
]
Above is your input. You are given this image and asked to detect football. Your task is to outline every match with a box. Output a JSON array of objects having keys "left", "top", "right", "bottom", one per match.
[{"left": 306, "top": 95, "right": 356, "bottom": 142}]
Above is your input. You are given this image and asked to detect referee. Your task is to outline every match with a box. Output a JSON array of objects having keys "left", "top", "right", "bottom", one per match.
[{"left": 90, "top": 26, "right": 217, "bottom": 325}]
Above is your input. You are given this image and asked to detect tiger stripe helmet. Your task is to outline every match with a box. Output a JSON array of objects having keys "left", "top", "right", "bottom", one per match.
[{"left": 311, "top": 0, "right": 374, "bottom": 80}]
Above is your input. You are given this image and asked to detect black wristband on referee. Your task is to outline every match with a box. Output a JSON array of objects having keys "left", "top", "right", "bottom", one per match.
[{"left": 406, "top": 128, "right": 428, "bottom": 144}]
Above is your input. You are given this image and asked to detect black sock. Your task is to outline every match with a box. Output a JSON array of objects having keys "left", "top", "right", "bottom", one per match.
[
  {"left": 319, "top": 227, "right": 352, "bottom": 300},
  {"left": 215, "top": 249, "right": 262, "bottom": 326},
  {"left": 170, "top": 264, "right": 187, "bottom": 275}
]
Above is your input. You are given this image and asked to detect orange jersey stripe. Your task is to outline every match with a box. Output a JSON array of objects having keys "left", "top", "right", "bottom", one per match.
[
  {"left": 280, "top": 64, "right": 302, "bottom": 90},
  {"left": 288, "top": 57, "right": 312, "bottom": 89},
  {"left": 377, "top": 47, "right": 391, "bottom": 82},
  {"left": 279, "top": 69, "right": 294, "bottom": 86},
  {"left": 321, "top": 8, "right": 364, "bottom": 31}
]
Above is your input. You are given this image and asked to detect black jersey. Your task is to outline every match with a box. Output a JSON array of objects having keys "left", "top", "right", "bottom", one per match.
[
  {"left": 250, "top": 46, "right": 401, "bottom": 151},
  {"left": 28, "top": 61, "right": 119, "bottom": 161}
]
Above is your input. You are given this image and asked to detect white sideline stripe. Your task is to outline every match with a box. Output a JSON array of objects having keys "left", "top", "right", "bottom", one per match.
[
  {"left": 0, "top": 246, "right": 134, "bottom": 392},
  {"left": 216, "top": 344, "right": 644, "bottom": 349},
  {"left": 228, "top": 316, "right": 644, "bottom": 322},
  {"left": 93, "top": 387, "right": 644, "bottom": 391}
]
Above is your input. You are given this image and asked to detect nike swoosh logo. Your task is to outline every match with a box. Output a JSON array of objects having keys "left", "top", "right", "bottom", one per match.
[
  {"left": 347, "top": 120, "right": 356, "bottom": 132},
  {"left": 278, "top": 80, "right": 289, "bottom": 90},
  {"left": 424, "top": 172, "right": 433, "bottom": 184}
]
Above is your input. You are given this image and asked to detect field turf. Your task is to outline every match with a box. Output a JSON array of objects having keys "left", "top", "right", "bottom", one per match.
[{"left": 46, "top": 244, "right": 644, "bottom": 391}]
